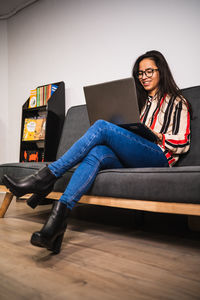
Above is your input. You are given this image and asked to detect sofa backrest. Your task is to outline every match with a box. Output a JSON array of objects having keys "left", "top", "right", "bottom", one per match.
[
  {"left": 56, "top": 86, "right": 200, "bottom": 167},
  {"left": 56, "top": 105, "right": 90, "bottom": 159},
  {"left": 176, "top": 86, "right": 200, "bottom": 166}
]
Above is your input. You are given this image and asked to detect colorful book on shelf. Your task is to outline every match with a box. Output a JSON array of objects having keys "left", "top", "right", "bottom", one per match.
[
  {"left": 22, "top": 150, "right": 44, "bottom": 162},
  {"left": 22, "top": 116, "right": 46, "bottom": 141},
  {"left": 29, "top": 89, "right": 37, "bottom": 108},
  {"left": 40, "top": 86, "right": 44, "bottom": 106},
  {"left": 43, "top": 85, "right": 47, "bottom": 105},
  {"left": 46, "top": 84, "right": 51, "bottom": 104},
  {"left": 51, "top": 84, "right": 58, "bottom": 95},
  {"left": 36, "top": 88, "right": 40, "bottom": 107},
  {"left": 23, "top": 150, "right": 39, "bottom": 162}
]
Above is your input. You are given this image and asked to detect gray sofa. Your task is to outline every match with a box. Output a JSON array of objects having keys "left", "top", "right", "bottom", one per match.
[{"left": 0, "top": 86, "right": 200, "bottom": 220}]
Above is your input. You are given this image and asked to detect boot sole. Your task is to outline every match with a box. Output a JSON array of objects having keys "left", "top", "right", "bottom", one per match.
[
  {"left": 31, "top": 233, "right": 64, "bottom": 254},
  {"left": 31, "top": 235, "right": 46, "bottom": 248}
]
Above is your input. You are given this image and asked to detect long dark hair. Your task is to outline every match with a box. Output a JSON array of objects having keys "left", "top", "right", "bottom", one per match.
[{"left": 132, "top": 50, "right": 190, "bottom": 113}]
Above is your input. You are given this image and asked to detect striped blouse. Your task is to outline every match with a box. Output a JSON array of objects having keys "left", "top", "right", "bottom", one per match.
[{"left": 140, "top": 94, "right": 191, "bottom": 167}]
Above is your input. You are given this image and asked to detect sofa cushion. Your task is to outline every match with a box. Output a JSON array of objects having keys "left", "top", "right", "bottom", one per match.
[
  {"left": 1, "top": 163, "right": 199, "bottom": 204},
  {"left": 0, "top": 162, "right": 46, "bottom": 184},
  {"left": 53, "top": 166, "right": 200, "bottom": 204}
]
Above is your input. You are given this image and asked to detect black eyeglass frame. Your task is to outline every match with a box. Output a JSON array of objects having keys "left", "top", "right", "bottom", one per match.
[{"left": 137, "top": 68, "right": 159, "bottom": 79}]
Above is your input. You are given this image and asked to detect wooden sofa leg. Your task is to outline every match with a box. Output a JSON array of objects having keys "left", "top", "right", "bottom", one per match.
[
  {"left": 188, "top": 216, "right": 200, "bottom": 232},
  {"left": 0, "top": 192, "right": 14, "bottom": 218}
]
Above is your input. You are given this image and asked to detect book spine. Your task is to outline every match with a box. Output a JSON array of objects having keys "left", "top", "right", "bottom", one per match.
[
  {"left": 36, "top": 88, "right": 40, "bottom": 107},
  {"left": 44, "top": 86, "right": 47, "bottom": 105},
  {"left": 43, "top": 86, "right": 45, "bottom": 106},
  {"left": 46, "top": 84, "right": 51, "bottom": 102},
  {"left": 40, "top": 87, "right": 43, "bottom": 106},
  {"left": 51, "top": 84, "right": 58, "bottom": 95}
]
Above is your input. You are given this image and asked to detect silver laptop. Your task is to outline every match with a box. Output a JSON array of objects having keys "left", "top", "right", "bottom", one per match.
[{"left": 83, "top": 77, "right": 158, "bottom": 143}]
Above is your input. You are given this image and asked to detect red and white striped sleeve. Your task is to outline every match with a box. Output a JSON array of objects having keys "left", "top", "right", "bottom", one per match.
[{"left": 161, "top": 99, "right": 191, "bottom": 154}]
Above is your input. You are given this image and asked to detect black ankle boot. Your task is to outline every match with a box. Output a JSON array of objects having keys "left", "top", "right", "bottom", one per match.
[
  {"left": 2, "top": 166, "right": 57, "bottom": 208},
  {"left": 31, "top": 201, "right": 70, "bottom": 254}
]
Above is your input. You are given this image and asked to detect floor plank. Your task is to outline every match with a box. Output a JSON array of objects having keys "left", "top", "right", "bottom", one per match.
[{"left": 0, "top": 194, "right": 200, "bottom": 299}]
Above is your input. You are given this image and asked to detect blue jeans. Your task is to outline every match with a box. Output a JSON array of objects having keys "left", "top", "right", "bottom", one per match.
[{"left": 49, "top": 120, "right": 168, "bottom": 210}]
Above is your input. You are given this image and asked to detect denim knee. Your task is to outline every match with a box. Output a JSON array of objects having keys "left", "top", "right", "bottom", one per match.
[
  {"left": 92, "top": 119, "right": 109, "bottom": 130},
  {"left": 85, "top": 145, "right": 111, "bottom": 163}
]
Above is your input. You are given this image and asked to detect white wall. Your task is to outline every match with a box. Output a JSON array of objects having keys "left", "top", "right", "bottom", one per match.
[
  {"left": 3, "top": 0, "right": 200, "bottom": 162},
  {"left": 0, "top": 20, "right": 8, "bottom": 164}
]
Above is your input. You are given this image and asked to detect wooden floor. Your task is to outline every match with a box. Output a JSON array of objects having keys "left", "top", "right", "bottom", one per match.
[{"left": 0, "top": 194, "right": 200, "bottom": 300}]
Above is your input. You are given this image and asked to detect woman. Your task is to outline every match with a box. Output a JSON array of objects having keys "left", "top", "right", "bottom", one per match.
[{"left": 3, "top": 50, "right": 191, "bottom": 254}]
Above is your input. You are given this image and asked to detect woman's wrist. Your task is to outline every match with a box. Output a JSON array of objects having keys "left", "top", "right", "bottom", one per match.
[
  {"left": 151, "top": 130, "right": 163, "bottom": 144},
  {"left": 158, "top": 133, "right": 163, "bottom": 144},
  {"left": 157, "top": 133, "right": 163, "bottom": 141}
]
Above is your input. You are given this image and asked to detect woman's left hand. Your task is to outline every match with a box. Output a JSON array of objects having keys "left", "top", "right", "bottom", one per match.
[{"left": 152, "top": 130, "right": 163, "bottom": 144}]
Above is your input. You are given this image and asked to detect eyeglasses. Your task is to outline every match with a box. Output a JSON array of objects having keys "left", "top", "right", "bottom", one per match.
[{"left": 137, "top": 68, "right": 159, "bottom": 79}]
